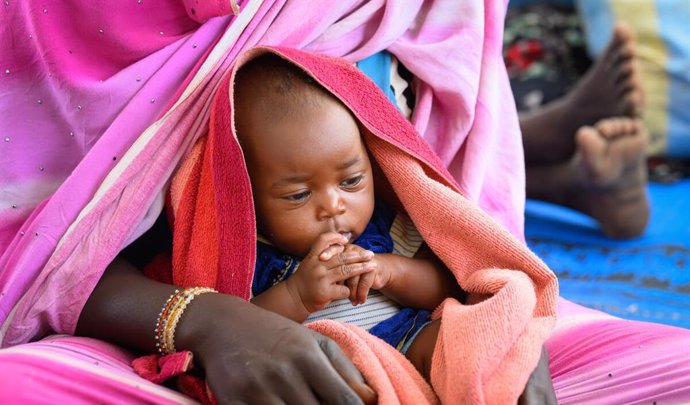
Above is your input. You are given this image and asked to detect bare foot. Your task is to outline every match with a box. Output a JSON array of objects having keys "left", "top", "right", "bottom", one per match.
[
  {"left": 572, "top": 118, "right": 649, "bottom": 238},
  {"left": 522, "top": 23, "right": 644, "bottom": 164},
  {"left": 527, "top": 117, "right": 649, "bottom": 239},
  {"left": 566, "top": 24, "right": 644, "bottom": 121}
]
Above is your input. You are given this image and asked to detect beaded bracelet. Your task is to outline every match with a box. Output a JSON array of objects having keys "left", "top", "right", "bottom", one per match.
[
  {"left": 155, "top": 290, "right": 182, "bottom": 354},
  {"left": 163, "top": 287, "right": 217, "bottom": 354},
  {"left": 154, "top": 287, "right": 217, "bottom": 355}
]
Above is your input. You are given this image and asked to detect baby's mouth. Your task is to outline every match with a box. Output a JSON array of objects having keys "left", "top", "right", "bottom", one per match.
[{"left": 339, "top": 231, "right": 353, "bottom": 242}]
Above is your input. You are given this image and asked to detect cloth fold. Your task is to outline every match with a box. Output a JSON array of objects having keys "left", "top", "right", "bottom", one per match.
[
  {"left": 2, "top": 1, "right": 526, "bottom": 345},
  {"left": 1, "top": 2, "right": 541, "bottom": 403},
  {"left": 158, "top": 46, "right": 557, "bottom": 405}
]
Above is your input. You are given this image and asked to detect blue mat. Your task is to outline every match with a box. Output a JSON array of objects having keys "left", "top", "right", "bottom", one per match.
[{"left": 525, "top": 179, "right": 690, "bottom": 328}]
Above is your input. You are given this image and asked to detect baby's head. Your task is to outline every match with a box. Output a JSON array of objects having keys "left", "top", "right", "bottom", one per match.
[{"left": 234, "top": 53, "right": 375, "bottom": 258}]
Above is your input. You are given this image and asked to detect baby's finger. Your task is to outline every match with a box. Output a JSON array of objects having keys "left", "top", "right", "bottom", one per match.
[
  {"left": 345, "top": 276, "right": 360, "bottom": 303},
  {"left": 319, "top": 243, "right": 345, "bottom": 261},
  {"left": 311, "top": 232, "right": 348, "bottom": 260},
  {"left": 330, "top": 261, "right": 377, "bottom": 283},
  {"left": 324, "top": 249, "right": 375, "bottom": 269},
  {"left": 356, "top": 271, "right": 376, "bottom": 304},
  {"left": 329, "top": 284, "right": 352, "bottom": 301}
]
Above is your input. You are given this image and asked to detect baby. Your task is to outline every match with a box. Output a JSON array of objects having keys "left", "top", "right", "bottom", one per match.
[{"left": 234, "top": 54, "right": 463, "bottom": 380}]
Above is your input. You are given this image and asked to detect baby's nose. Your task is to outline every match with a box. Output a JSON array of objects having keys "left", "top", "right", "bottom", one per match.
[{"left": 320, "top": 190, "right": 346, "bottom": 218}]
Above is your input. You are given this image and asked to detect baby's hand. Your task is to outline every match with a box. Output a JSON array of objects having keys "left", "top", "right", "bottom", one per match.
[
  {"left": 323, "top": 244, "right": 393, "bottom": 306},
  {"left": 286, "top": 233, "right": 376, "bottom": 314}
]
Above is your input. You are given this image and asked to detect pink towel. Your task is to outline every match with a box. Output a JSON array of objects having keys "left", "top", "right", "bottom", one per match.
[{"left": 153, "top": 46, "right": 557, "bottom": 405}]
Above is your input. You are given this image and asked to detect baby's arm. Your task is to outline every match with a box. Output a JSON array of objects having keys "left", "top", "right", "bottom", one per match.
[
  {"left": 251, "top": 281, "right": 311, "bottom": 323},
  {"left": 375, "top": 244, "right": 463, "bottom": 310},
  {"left": 251, "top": 232, "right": 376, "bottom": 323}
]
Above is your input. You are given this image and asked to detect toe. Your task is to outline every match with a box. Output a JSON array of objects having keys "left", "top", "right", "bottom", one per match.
[
  {"left": 613, "top": 23, "right": 635, "bottom": 46},
  {"left": 629, "top": 88, "right": 645, "bottom": 116},
  {"left": 576, "top": 125, "right": 609, "bottom": 178},
  {"left": 595, "top": 118, "right": 622, "bottom": 138}
]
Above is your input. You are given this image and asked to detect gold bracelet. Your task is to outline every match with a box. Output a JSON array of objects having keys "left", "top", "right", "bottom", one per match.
[
  {"left": 161, "top": 287, "right": 217, "bottom": 354},
  {"left": 155, "top": 289, "right": 182, "bottom": 354}
]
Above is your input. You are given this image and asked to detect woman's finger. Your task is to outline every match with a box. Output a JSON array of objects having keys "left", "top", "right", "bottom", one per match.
[
  {"left": 271, "top": 368, "right": 320, "bottom": 405},
  {"left": 307, "top": 335, "right": 377, "bottom": 405}
]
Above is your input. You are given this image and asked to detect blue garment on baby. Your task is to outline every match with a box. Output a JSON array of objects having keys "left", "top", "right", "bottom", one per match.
[{"left": 252, "top": 200, "right": 431, "bottom": 350}]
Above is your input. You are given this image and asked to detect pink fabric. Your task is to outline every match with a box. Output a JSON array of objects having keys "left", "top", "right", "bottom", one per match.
[
  {"left": 0, "top": 336, "right": 196, "bottom": 404},
  {"left": 151, "top": 46, "right": 556, "bottom": 404},
  {"left": 310, "top": 321, "right": 438, "bottom": 404},
  {"left": 548, "top": 298, "right": 690, "bottom": 404},
  {"left": 1, "top": 0, "right": 525, "bottom": 347},
  {"left": 132, "top": 351, "right": 195, "bottom": 385},
  {"left": 2, "top": 1, "right": 686, "bottom": 403},
  {"left": 0, "top": 0, "right": 243, "bottom": 340},
  {"left": 1, "top": 300, "right": 688, "bottom": 404}
]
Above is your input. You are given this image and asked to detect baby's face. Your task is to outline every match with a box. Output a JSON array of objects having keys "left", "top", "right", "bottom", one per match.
[{"left": 242, "top": 96, "right": 375, "bottom": 258}]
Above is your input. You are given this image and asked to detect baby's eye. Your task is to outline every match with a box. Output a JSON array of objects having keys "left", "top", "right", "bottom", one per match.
[
  {"left": 340, "top": 175, "right": 363, "bottom": 188},
  {"left": 283, "top": 191, "right": 311, "bottom": 202}
]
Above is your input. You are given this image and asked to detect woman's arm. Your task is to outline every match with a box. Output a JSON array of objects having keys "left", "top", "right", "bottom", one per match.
[
  {"left": 76, "top": 257, "right": 376, "bottom": 405},
  {"left": 76, "top": 257, "right": 176, "bottom": 351}
]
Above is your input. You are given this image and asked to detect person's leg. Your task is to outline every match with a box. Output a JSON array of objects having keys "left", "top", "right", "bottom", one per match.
[
  {"left": 548, "top": 298, "right": 690, "bottom": 405},
  {"left": 527, "top": 117, "right": 649, "bottom": 238},
  {"left": 521, "top": 24, "right": 643, "bottom": 164},
  {"left": 0, "top": 335, "right": 195, "bottom": 404},
  {"left": 404, "top": 319, "right": 441, "bottom": 382}
]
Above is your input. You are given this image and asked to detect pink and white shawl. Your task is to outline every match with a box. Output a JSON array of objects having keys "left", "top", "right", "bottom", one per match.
[{"left": 0, "top": 1, "right": 524, "bottom": 349}]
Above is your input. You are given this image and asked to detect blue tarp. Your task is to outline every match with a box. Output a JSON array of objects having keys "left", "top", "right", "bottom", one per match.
[{"left": 525, "top": 180, "right": 690, "bottom": 328}]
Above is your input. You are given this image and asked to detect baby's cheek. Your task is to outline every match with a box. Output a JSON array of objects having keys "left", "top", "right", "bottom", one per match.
[
  {"left": 356, "top": 202, "right": 375, "bottom": 234},
  {"left": 288, "top": 224, "right": 324, "bottom": 257}
]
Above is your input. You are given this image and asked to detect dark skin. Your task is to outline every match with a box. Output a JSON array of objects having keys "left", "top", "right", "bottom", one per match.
[
  {"left": 236, "top": 73, "right": 556, "bottom": 403},
  {"left": 74, "top": 59, "right": 556, "bottom": 405},
  {"left": 238, "top": 85, "right": 461, "bottom": 381},
  {"left": 518, "top": 347, "right": 558, "bottom": 405},
  {"left": 76, "top": 252, "right": 555, "bottom": 404},
  {"left": 76, "top": 258, "right": 377, "bottom": 405}
]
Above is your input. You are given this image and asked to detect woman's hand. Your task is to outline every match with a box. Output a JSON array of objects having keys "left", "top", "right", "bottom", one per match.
[
  {"left": 178, "top": 293, "right": 377, "bottom": 405},
  {"left": 285, "top": 232, "right": 377, "bottom": 314},
  {"left": 518, "top": 346, "right": 557, "bottom": 405},
  {"left": 77, "top": 257, "right": 377, "bottom": 405}
]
